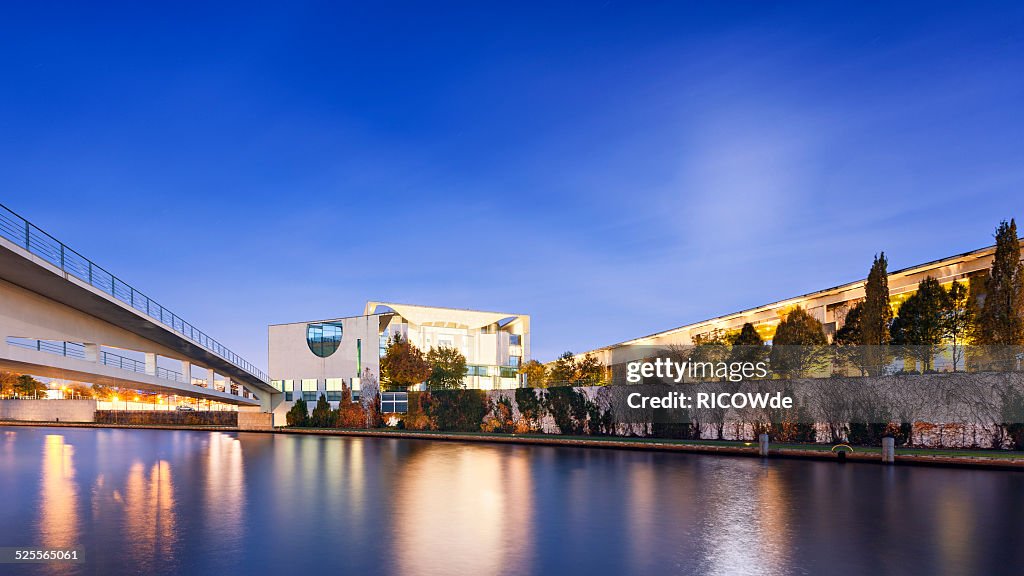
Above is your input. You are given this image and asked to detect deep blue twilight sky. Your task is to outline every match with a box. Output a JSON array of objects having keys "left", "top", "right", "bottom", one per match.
[{"left": 2, "top": 2, "right": 1023, "bottom": 366}]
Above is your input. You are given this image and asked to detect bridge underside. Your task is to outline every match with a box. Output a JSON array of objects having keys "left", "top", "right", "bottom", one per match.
[{"left": 0, "top": 345, "right": 259, "bottom": 405}]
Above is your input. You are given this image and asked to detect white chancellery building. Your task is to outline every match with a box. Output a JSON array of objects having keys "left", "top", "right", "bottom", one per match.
[{"left": 267, "top": 301, "right": 530, "bottom": 424}]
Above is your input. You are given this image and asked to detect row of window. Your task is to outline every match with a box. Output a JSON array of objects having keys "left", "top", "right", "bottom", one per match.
[
  {"left": 465, "top": 365, "right": 520, "bottom": 378},
  {"left": 272, "top": 378, "right": 361, "bottom": 402}
]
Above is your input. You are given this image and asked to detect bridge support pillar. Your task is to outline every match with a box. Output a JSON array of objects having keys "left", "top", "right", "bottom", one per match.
[
  {"left": 182, "top": 361, "right": 191, "bottom": 384},
  {"left": 209, "top": 369, "right": 218, "bottom": 391},
  {"left": 84, "top": 343, "right": 100, "bottom": 363},
  {"left": 145, "top": 353, "right": 157, "bottom": 376},
  {"left": 224, "top": 378, "right": 234, "bottom": 395}
]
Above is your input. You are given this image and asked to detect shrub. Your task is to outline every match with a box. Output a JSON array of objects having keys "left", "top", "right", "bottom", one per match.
[
  {"left": 426, "top": 389, "right": 489, "bottom": 432},
  {"left": 514, "top": 388, "right": 545, "bottom": 433}
]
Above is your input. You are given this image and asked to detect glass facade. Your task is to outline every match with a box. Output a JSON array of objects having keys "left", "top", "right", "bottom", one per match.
[{"left": 306, "top": 322, "right": 343, "bottom": 358}]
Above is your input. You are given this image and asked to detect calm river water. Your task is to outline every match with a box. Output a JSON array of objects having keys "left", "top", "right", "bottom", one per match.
[{"left": 1, "top": 426, "right": 1022, "bottom": 575}]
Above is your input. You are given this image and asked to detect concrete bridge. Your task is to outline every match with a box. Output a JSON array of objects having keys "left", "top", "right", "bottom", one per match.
[{"left": 0, "top": 203, "right": 279, "bottom": 413}]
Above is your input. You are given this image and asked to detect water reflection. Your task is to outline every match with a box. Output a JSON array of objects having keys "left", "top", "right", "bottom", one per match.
[
  {"left": 39, "top": 434, "right": 78, "bottom": 550},
  {"left": 2, "top": 427, "right": 1024, "bottom": 576},
  {"left": 392, "top": 444, "right": 533, "bottom": 576}
]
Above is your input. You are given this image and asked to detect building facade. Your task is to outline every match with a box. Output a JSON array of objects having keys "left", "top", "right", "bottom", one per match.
[
  {"left": 268, "top": 302, "right": 530, "bottom": 425},
  {"left": 581, "top": 240, "right": 1024, "bottom": 369}
]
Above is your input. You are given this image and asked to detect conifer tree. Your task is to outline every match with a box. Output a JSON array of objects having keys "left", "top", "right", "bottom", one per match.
[
  {"left": 976, "top": 219, "right": 1024, "bottom": 348},
  {"left": 890, "top": 276, "right": 948, "bottom": 370},
  {"left": 861, "top": 253, "right": 893, "bottom": 345},
  {"left": 286, "top": 397, "right": 309, "bottom": 427}
]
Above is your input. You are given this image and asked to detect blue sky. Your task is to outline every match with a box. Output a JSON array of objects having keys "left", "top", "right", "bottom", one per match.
[{"left": 2, "top": 2, "right": 1023, "bottom": 366}]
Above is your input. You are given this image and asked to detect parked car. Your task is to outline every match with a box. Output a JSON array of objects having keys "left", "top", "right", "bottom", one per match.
[{"left": 176, "top": 405, "right": 195, "bottom": 411}]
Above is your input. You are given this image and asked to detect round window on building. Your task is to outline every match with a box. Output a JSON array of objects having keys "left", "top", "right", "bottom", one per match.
[{"left": 307, "top": 322, "right": 343, "bottom": 358}]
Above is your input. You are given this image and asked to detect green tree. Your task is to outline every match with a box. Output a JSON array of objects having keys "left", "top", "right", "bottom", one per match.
[
  {"left": 310, "top": 393, "right": 333, "bottom": 427},
  {"left": 862, "top": 253, "right": 893, "bottom": 345},
  {"left": 944, "top": 280, "right": 975, "bottom": 371},
  {"left": 769, "top": 307, "right": 828, "bottom": 377},
  {"left": 729, "top": 323, "right": 766, "bottom": 368},
  {"left": 14, "top": 375, "right": 47, "bottom": 397},
  {"left": 425, "top": 346, "right": 467, "bottom": 390},
  {"left": 379, "top": 333, "right": 432, "bottom": 391},
  {"left": 890, "top": 276, "right": 948, "bottom": 371},
  {"left": 976, "top": 219, "right": 1024, "bottom": 352},
  {"left": 861, "top": 253, "right": 894, "bottom": 375},
  {"left": 286, "top": 398, "right": 309, "bottom": 427},
  {"left": 518, "top": 360, "right": 548, "bottom": 388}
]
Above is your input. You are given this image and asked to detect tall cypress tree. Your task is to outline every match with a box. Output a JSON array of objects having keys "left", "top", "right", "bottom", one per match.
[
  {"left": 861, "top": 253, "right": 893, "bottom": 345},
  {"left": 977, "top": 219, "right": 1024, "bottom": 346}
]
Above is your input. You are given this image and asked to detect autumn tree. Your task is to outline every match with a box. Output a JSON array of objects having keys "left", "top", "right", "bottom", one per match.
[
  {"left": 0, "top": 371, "right": 18, "bottom": 397},
  {"left": 518, "top": 359, "right": 548, "bottom": 388},
  {"left": 380, "top": 333, "right": 431, "bottom": 391},
  {"left": 769, "top": 307, "right": 828, "bottom": 377},
  {"left": 548, "top": 352, "right": 606, "bottom": 386},
  {"left": 425, "top": 346, "right": 467, "bottom": 390},
  {"left": 334, "top": 383, "right": 367, "bottom": 428}
]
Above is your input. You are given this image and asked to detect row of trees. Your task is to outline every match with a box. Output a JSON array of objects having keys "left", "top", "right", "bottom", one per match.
[
  {"left": 285, "top": 383, "right": 382, "bottom": 428},
  {"left": 378, "top": 334, "right": 469, "bottom": 391},
  {"left": 0, "top": 372, "right": 49, "bottom": 397},
  {"left": 518, "top": 352, "right": 605, "bottom": 388},
  {"left": 681, "top": 218, "right": 1024, "bottom": 378}
]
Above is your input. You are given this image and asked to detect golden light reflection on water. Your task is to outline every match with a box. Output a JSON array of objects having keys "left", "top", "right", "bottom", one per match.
[
  {"left": 393, "top": 444, "right": 533, "bottom": 576},
  {"left": 204, "top": 432, "right": 245, "bottom": 543},
  {"left": 39, "top": 435, "right": 78, "bottom": 550},
  {"left": 121, "top": 459, "right": 177, "bottom": 566}
]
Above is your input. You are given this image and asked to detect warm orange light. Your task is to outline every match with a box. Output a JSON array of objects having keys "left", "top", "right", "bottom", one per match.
[
  {"left": 113, "top": 395, "right": 119, "bottom": 402},
  {"left": 133, "top": 396, "right": 139, "bottom": 402}
]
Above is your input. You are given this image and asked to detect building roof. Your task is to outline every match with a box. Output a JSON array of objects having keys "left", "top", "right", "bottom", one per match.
[
  {"left": 591, "top": 239, "right": 1019, "bottom": 353},
  {"left": 364, "top": 301, "right": 528, "bottom": 330}
]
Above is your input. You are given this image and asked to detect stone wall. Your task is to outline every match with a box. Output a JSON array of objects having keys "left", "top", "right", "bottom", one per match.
[
  {"left": 0, "top": 399, "right": 97, "bottom": 422},
  {"left": 238, "top": 411, "right": 274, "bottom": 430}
]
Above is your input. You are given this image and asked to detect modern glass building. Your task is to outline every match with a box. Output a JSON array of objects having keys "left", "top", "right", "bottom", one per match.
[{"left": 267, "top": 302, "right": 530, "bottom": 425}]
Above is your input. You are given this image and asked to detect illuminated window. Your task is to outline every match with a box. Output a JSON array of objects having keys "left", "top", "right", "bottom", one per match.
[
  {"left": 325, "top": 378, "right": 343, "bottom": 402},
  {"left": 306, "top": 322, "right": 343, "bottom": 358},
  {"left": 301, "top": 378, "right": 319, "bottom": 402},
  {"left": 281, "top": 379, "right": 294, "bottom": 401}
]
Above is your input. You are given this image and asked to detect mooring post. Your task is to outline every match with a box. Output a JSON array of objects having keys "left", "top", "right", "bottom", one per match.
[
  {"left": 882, "top": 436, "right": 895, "bottom": 464},
  {"left": 758, "top": 433, "right": 769, "bottom": 457}
]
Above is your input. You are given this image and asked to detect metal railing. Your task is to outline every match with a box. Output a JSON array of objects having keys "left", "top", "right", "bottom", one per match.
[{"left": 0, "top": 203, "right": 269, "bottom": 383}]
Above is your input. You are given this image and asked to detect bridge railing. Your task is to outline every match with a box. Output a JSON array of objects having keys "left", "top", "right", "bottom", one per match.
[{"left": 0, "top": 203, "right": 269, "bottom": 384}]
